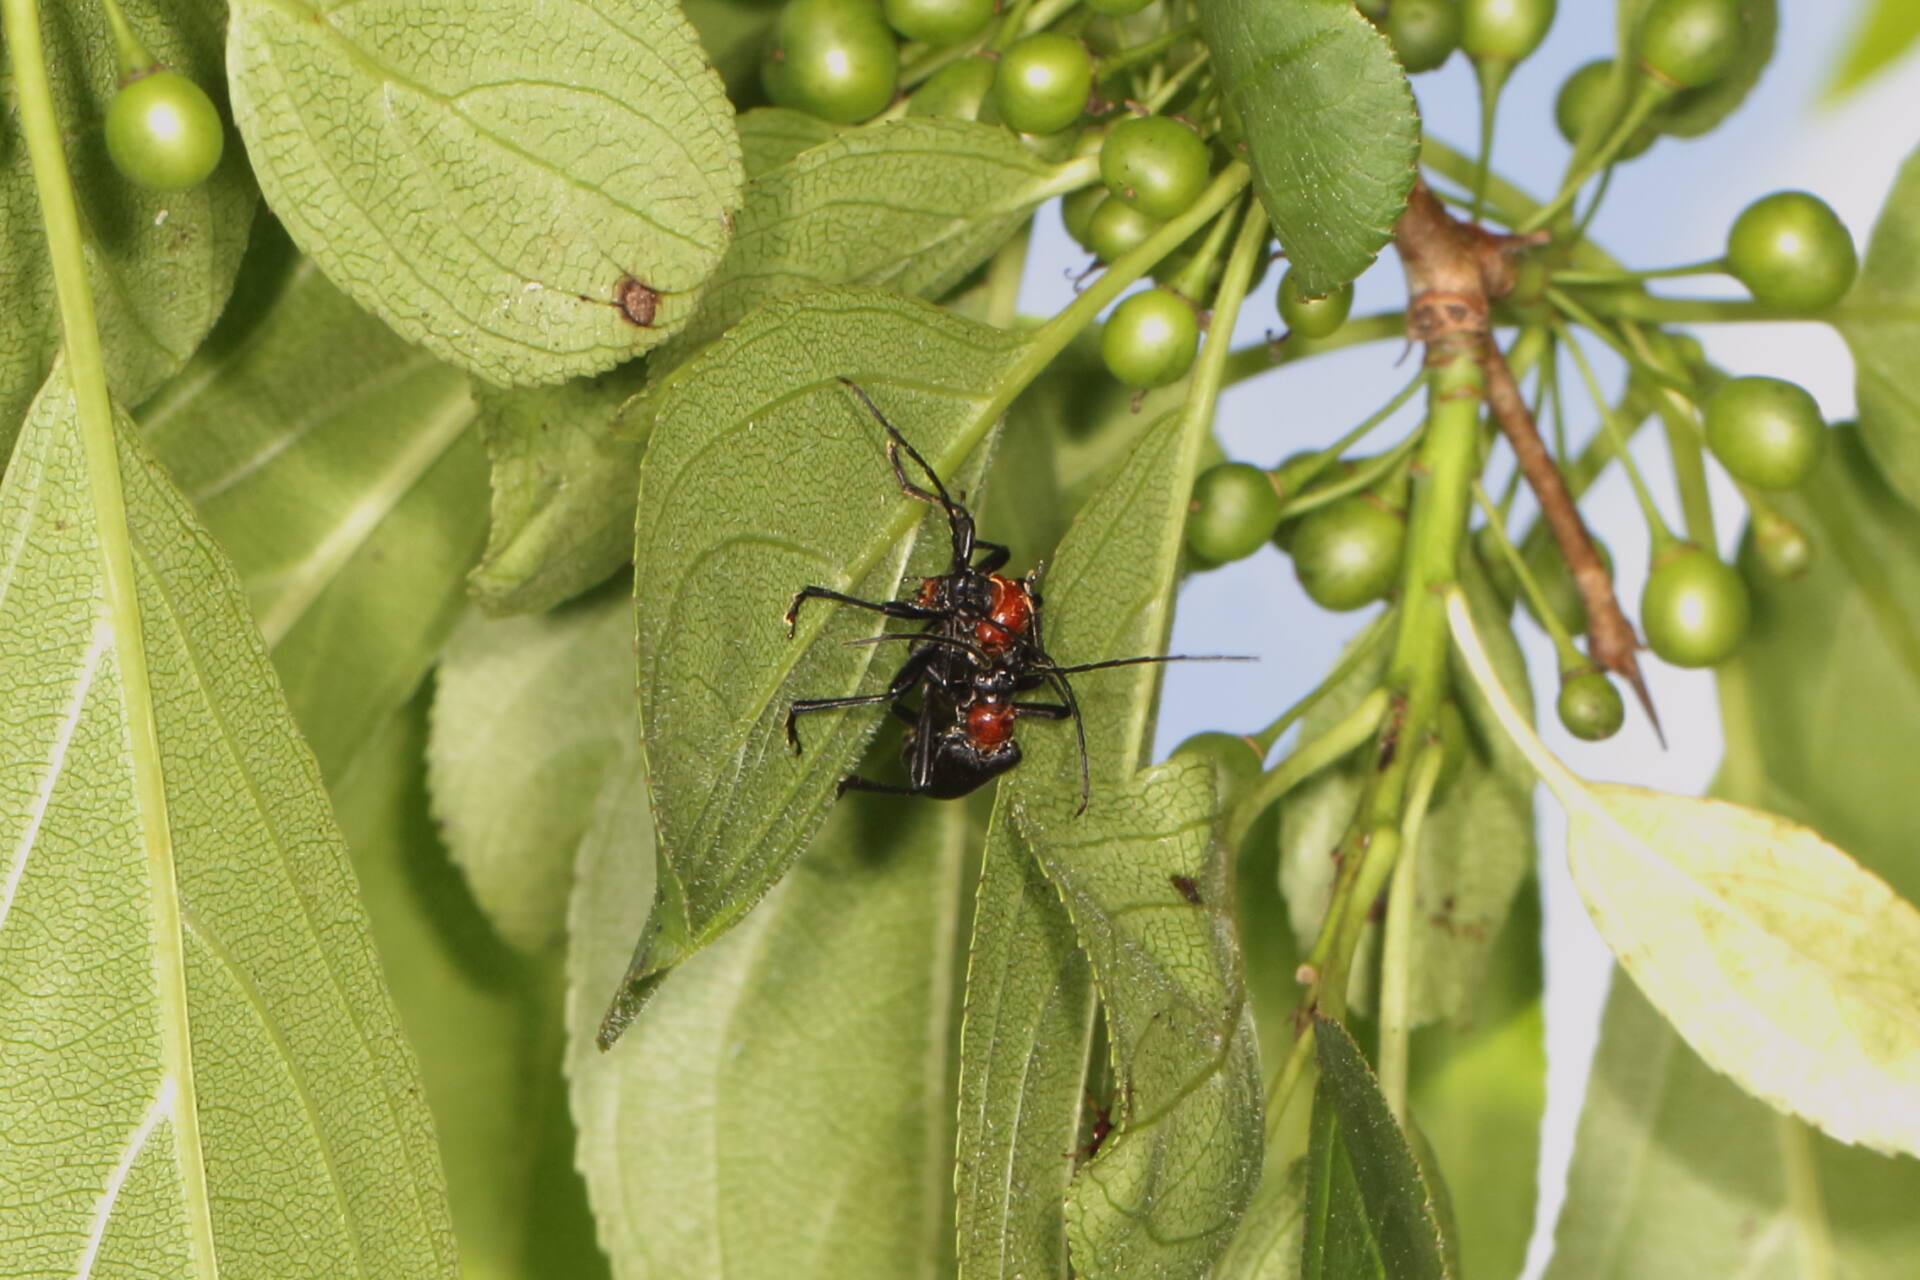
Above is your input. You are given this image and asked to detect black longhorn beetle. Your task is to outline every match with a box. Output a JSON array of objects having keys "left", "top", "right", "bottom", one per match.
[{"left": 783, "top": 379, "right": 1240, "bottom": 813}]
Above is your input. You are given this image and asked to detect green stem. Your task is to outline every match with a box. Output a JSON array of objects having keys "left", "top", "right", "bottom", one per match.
[
  {"left": 1473, "top": 482, "right": 1588, "bottom": 672},
  {"left": 1277, "top": 423, "right": 1424, "bottom": 524},
  {"left": 1167, "top": 195, "right": 1240, "bottom": 304},
  {"left": 1776, "top": 1114, "right": 1837, "bottom": 1280},
  {"left": 1420, "top": 137, "right": 1620, "bottom": 274},
  {"left": 1551, "top": 258, "right": 1729, "bottom": 285},
  {"left": 1378, "top": 745, "right": 1442, "bottom": 1123},
  {"left": 1519, "top": 77, "right": 1670, "bottom": 234},
  {"left": 1547, "top": 288, "right": 1691, "bottom": 394},
  {"left": 1176, "top": 197, "right": 1270, "bottom": 448},
  {"left": 1468, "top": 59, "right": 1509, "bottom": 225},
  {"left": 1141, "top": 49, "right": 1209, "bottom": 115},
  {"left": 982, "top": 221, "right": 1032, "bottom": 331},
  {"left": 1273, "top": 368, "right": 1428, "bottom": 511},
  {"left": 1248, "top": 611, "right": 1393, "bottom": 755},
  {"left": 1097, "top": 23, "right": 1200, "bottom": 82},
  {"left": 1622, "top": 324, "right": 1717, "bottom": 547},
  {"left": 1226, "top": 687, "right": 1391, "bottom": 851},
  {"left": 1005, "top": 164, "right": 1250, "bottom": 420},
  {"left": 98, "top": 0, "right": 153, "bottom": 78},
  {"left": 1566, "top": 293, "right": 1793, "bottom": 325},
  {"left": 3, "top": 0, "right": 217, "bottom": 1273},
  {"left": 1220, "top": 311, "right": 1407, "bottom": 386},
  {"left": 1558, "top": 322, "right": 1678, "bottom": 548}
]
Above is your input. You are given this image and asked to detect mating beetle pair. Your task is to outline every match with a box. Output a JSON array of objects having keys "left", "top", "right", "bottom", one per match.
[{"left": 783, "top": 379, "right": 1205, "bottom": 812}]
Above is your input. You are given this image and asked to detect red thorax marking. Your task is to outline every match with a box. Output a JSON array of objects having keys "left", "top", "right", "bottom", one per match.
[
  {"left": 966, "top": 698, "right": 1016, "bottom": 748},
  {"left": 976, "top": 576, "right": 1033, "bottom": 653}
]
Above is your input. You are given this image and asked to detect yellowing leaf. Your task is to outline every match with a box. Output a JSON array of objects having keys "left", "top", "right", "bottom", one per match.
[
  {"left": 1447, "top": 591, "right": 1920, "bottom": 1159},
  {"left": 227, "top": 0, "right": 744, "bottom": 385}
]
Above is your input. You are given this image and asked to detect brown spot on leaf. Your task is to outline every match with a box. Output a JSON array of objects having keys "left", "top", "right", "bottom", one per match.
[
  {"left": 616, "top": 277, "right": 660, "bottom": 328},
  {"left": 1169, "top": 874, "right": 1202, "bottom": 905}
]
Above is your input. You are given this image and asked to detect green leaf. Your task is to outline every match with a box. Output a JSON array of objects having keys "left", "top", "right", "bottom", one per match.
[
  {"left": 955, "top": 794, "right": 1098, "bottom": 1280},
  {"left": 336, "top": 699, "right": 606, "bottom": 1280},
  {"left": 1302, "top": 1017, "right": 1451, "bottom": 1280},
  {"left": 604, "top": 288, "right": 1030, "bottom": 1029},
  {"left": 1840, "top": 143, "right": 1920, "bottom": 512},
  {"left": 0, "top": 0, "right": 254, "bottom": 452},
  {"left": 429, "top": 581, "right": 635, "bottom": 952},
  {"left": 1545, "top": 978, "right": 1920, "bottom": 1280},
  {"left": 1824, "top": 0, "right": 1920, "bottom": 101},
  {"left": 1407, "top": 880, "right": 1545, "bottom": 1280},
  {"left": 139, "top": 225, "right": 486, "bottom": 782},
  {"left": 227, "top": 0, "right": 745, "bottom": 385},
  {"left": 660, "top": 118, "right": 1090, "bottom": 360},
  {"left": 0, "top": 366, "right": 453, "bottom": 1276},
  {"left": 1217, "top": 1159, "right": 1309, "bottom": 1280},
  {"left": 468, "top": 366, "right": 648, "bottom": 616},
  {"left": 1448, "top": 590, "right": 1920, "bottom": 1160},
  {"left": 738, "top": 106, "right": 844, "bottom": 179},
  {"left": 1194, "top": 0, "right": 1417, "bottom": 295},
  {"left": 568, "top": 767, "right": 968, "bottom": 1278},
  {"left": 1281, "top": 574, "right": 1536, "bottom": 1026},
  {"left": 1006, "top": 399, "right": 1263, "bottom": 1276}
]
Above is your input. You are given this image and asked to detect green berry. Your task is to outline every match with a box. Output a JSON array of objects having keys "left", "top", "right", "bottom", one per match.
[
  {"left": 1290, "top": 496, "right": 1405, "bottom": 611},
  {"left": 1726, "top": 191, "right": 1858, "bottom": 314},
  {"left": 1461, "top": 0, "right": 1556, "bottom": 64},
  {"left": 1749, "top": 509, "right": 1813, "bottom": 580},
  {"left": 1187, "top": 462, "right": 1284, "bottom": 564},
  {"left": 1063, "top": 185, "right": 1106, "bottom": 248},
  {"left": 1637, "top": 0, "right": 1743, "bottom": 90},
  {"left": 884, "top": 0, "right": 992, "bottom": 46},
  {"left": 1173, "top": 731, "right": 1264, "bottom": 811},
  {"left": 1102, "top": 288, "right": 1199, "bottom": 390},
  {"left": 1641, "top": 544, "right": 1750, "bottom": 667},
  {"left": 1554, "top": 59, "right": 1656, "bottom": 159},
  {"left": 993, "top": 33, "right": 1093, "bottom": 136},
  {"left": 1383, "top": 0, "right": 1463, "bottom": 74},
  {"left": 105, "top": 70, "right": 225, "bottom": 193},
  {"left": 1087, "top": 196, "right": 1164, "bottom": 263},
  {"left": 1704, "top": 376, "right": 1825, "bottom": 491},
  {"left": 1557, "top": 669, "right": 1625, "bottom": 741},
  {"left": 1278, "top": 270, "right": 1354, "bottom": 340},
  {"left": 763, "top": 0, "right": 899, "bottom": 125},
  {"left": 907, "top": 56, "right": 996, "bottom": 120},
  {"left": 1101, "top": 116, "right": 1211, "bottom": 220}
]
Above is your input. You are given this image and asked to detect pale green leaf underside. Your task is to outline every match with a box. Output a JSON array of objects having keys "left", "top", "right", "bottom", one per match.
[
  {"left": 569, "top": 769, "right": 965, "bottom": 1279},
  {"left": 955, "top": 797, "right": 1097, "bottom": 1280},
  {"left": 1303, "top": 1018, "right": 1450, "bottom": 1280},
  {"left": 430, "top": 582, "right": 635, "bottom": 952},
  {"left": 662, "top": 117, "right": 1087, "bottom": 359},
  {"left": 737, "top": 107, "right": 844, "bottom": 180},
  {"left": 1567, "top": 784, "right": 1920, "bottom": 1157},
  {"left": 0, "top": 0, "right": 254, "bottom": 452},
  {"left": 468, "top": 366, "right": 648, "bottom": 616},
  {"left": 1840, "top": 142, "right": 1920, "bottom": 510},
  {"left": 140, "top": 236, "right": 486, "bottom": 782},
  {"left": 616, "top": 289, "right": 1028, "bottom": 1007},
  {"left": 1216, "top": 1159, "right": 1308, "bottom": 1280},
  {"left": 1195, "top": 0, "right": 1417, "bottom": 295},
  {"left": 226, "top": 0, "right": 745, "bottom": 385},
  {"left": 1546, "top": 978, "right": 1920, "bottom": 1280},
  {"left": 0, "top": 368, "right": 452, "bottom": 1276}
]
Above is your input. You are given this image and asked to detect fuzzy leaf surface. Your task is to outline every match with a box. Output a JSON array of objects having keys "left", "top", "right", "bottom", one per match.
[
  {"left": 608, "top": 288, "right": 1028, "bottom": 1030},
  {"left": 1007, "top": 407, "right": 1263, "bottom": 1277},
  {"left": 1302, "top": 1018, "right": 1450, "bottom": 1280},
  {"left": 140, "top": 230, "right": 485, "bottom": 781},
  {"left": 0, "top": 368, "right": 453, "bottom": 1276},
  {"left": 430, "top": 582, "right": 635, "bottom": 952},
  {"left": 0, "top": 0, "right": 254, "bottom": 451},
  {"left": 1841, "top": 142, "right": 1920, "bottom": 509},
  {"left": 1194, "top": 0, "right": 1417, "bottom": 294},
  {"left": 955, "top": 796, "right": 1098, "bottom": 1280},
  {"left": 469, "top": 366, "right": 649, "bottom": 615},
  {"left": 662, "top": 118, "right": 1086, "bottom": 359},
  {"left": 569, "top": 768, "right": 967, "bottom": 1279},
  {"left": 338, "top": 701, "right": 606, "bottom": 1279},
  {"left": 1281, "top": 575, "right": 1535, "bottom": 1025},
  {"left": 227, "top": 0, "right": 744, "bottom": 384}
]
